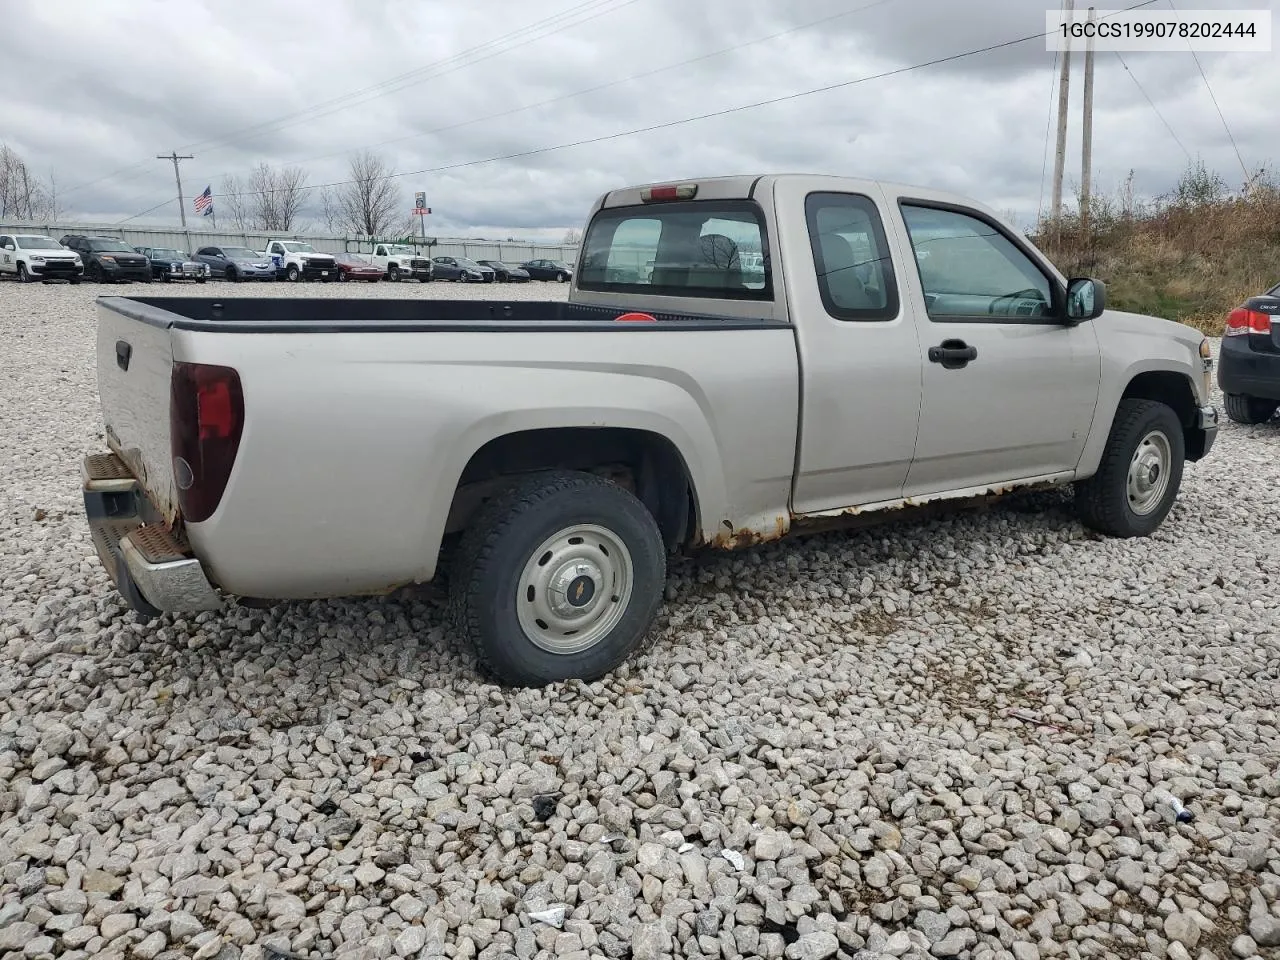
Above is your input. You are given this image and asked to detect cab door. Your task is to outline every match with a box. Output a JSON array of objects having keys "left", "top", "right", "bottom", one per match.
[
  {"left": 774, "top": 179, "right": 925, "bottom": 514},
  {"left": 887, "top": 197, "right": 1102, "bottom": 495},
  {"left": 0, "top": 236, "right": 13, "bottom": 274}
]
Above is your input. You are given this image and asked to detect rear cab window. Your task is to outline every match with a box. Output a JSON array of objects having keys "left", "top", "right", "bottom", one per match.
[
  {"left": 578, "top": 200, "right": 771, "bottom": 300},
  {"left": 804, "top": 192, "right": 898, "bottom": 321}
]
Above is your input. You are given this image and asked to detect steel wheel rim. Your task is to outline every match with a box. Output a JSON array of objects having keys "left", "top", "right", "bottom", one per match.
[
  {"left": 1127, "top": 429, "right": 1172, "bottom": 515},
  {"left": 516, "top": 523, "right": 634, "bottom": 655}
]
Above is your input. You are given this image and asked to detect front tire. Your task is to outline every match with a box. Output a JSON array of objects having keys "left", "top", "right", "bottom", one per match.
[
  {"left": 557, "top": 271, "right": 568, "bottom": 282},
  {"left": 286, "top": 265, "right": 300, "bottom": 282},
  {"left": 1075, "top": 398, "right": 1185, "bottom": 538},
  {"left": 388, "top": 264, "right": 401, "bottom": 282},
  {"left": 450, "top": 470, "right": 666, "bottom": 687},
  {"left": 17, "top": 263, "right": 31, "bottom": 283},
  {"left": 1224, "top": 393, "right": 1278, "bottom": 424},
  {"left": 226, "top": 266, "right": 239, "bottom": 282}
]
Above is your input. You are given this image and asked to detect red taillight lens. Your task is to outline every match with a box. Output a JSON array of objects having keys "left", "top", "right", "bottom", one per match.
[
  {"left": 171, "top": 362, "right": 244, "bottom": 523},
  {"left": 614, "top": 312, "right": 657, "bottom": 322},
  {"left": 640, "top": 183, "right": 698, "bottom": 202},
  {"left": 1225, "top": 307, "right": 1271, "bottom": 336}
]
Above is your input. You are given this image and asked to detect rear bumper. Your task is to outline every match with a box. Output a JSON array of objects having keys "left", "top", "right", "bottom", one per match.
[
  {"left": 1218, "top": 335, "right": 1280, "bottom": 400},
  {"left": 82, "top": 453, "right": 222, "bottom": 618}
]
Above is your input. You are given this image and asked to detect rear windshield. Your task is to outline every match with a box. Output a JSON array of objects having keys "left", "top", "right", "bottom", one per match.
[{"left": 578, "top": 200, "right": 771, "bottom": 300}]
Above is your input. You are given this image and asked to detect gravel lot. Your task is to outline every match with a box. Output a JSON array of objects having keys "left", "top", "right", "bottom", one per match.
[{"left": 1, "top": 279, "right": 1277, "bottom": 960}]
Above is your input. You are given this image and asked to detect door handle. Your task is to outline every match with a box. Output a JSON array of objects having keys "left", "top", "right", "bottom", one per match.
[
  {"left": 928, "top": 339, "right": 977, "bottom": 369},
  {"left": 115, "top": 340, "right": 132, "bottom": 372}
]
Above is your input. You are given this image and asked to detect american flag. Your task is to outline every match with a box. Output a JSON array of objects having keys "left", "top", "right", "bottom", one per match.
[{"left": 194, "top": 185, "right": 213, "bottom": 216}]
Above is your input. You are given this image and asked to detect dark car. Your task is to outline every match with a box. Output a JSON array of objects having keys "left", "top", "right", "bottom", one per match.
[
  {"left": 432, "top": 256, "right": 494, "bottom": 282},
  {"left": 477, "top": 260, "right": 530, "bottom": 282},
  {"left": 192, "top": 246, "right": 277, "bottom": 281},
  {"left": 61, "top": 235, "right": 152, "bottom": 283},
  {"left": 334, "top": 253, "right": 383, "bottom": 283},
  {"left": 521, "top": 258, "right": 573, "bottom": 281},
  {"left": 1218, "top": 286, "right": 1280, "bottom": 424},
  {"left": 135, "top": 246, "right": 209, "bottom": 283}
]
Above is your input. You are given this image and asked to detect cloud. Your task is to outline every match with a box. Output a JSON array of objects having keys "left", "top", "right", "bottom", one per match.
[{"left": 1, "top": 0, "right": 1273, "bottom": 236}]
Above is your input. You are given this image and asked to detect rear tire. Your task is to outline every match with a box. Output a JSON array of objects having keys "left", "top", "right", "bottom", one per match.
[
  {"left": 450, "top": 470, "right": 666, "bottom": 687},
  {"left": 1224, "top": 393, "right": 1278, "bottom": 424},
  {"left": 1075, "top": 398, "right": 1184, "bottom": 538}
]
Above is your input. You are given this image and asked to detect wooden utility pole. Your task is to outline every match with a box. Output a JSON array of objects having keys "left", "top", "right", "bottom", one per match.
[
  {"left": 1051, "top": 0, "right": 1075, "bottom": 232},
  {"left": 157, "top": 151, "right": 194, "bottom": 228},
  {"left": 1081, "top": 6, "right": 1096, "bottom": 231}
]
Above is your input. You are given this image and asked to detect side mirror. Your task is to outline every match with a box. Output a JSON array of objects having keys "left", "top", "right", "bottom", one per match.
[{"left": 1065, "top": 277, "right": 1106, "bottom": 322}]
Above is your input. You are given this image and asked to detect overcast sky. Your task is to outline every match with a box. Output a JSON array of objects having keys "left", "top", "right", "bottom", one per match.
[{"left": 1, "top": 0, "right": 1273, "bottom": 240}]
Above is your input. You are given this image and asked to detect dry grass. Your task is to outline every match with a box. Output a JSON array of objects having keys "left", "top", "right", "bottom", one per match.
[{"left": 1033, "top": 167, "right": 1280, "bottom": 336}]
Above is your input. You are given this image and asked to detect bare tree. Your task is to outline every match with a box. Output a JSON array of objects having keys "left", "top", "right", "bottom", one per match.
[
  {"left": 0, "top": 144, "right": 55, "bottom": 221},
  {"left": 247, "top": 162, "right": 308, "bottom": 232},
  {"left": 219, "top": 174, "right": 252, "bottom": 230},
  {"left": 562, "top": 228, "right": 582, "bottom": 245},
  {"left": 335, "top": 150, "right": 402, "bottom": 237},
  {"left": 317, "top": 185, "right": 342, "bottom": 233}
]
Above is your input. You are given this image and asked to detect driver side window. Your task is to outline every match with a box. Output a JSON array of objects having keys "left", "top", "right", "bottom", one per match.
[{"left": 900, "top": 204, "right": 1053, "bottom": 321}]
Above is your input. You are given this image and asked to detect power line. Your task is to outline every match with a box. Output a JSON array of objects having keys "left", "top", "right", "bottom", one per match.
[
  {"left": 116, "top": 197, "right": 179, "bottom": 225},
  {"left": 1165, "top": 0, "right": 1247, "bottom": 180},
  {"left": 59, "top": 0, "right": 639, "bottom": 198},
  {"left": 177, "top": 0, "right": 642, "bottom": 154},
  {"left": 122, "top": 0, "right": 901, "bottom": 216},
  {"left": 119, "top": 0, "right": 1162, "bottom": 222},
  {"left": 1114, "top": 52, "right": 1192, "bottom": 161}
]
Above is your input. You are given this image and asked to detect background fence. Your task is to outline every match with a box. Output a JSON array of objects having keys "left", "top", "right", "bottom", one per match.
[{"left": 0, "top": 221, "right": 579, "bottom": 264}]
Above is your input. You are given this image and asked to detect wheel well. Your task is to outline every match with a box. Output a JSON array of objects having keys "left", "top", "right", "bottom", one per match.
[
  {"left": 446, "top": 428, "right": 697, "bottom": 550},
  {"left": 1121, "top": 371, "right": 1206, "bottom": 460}
]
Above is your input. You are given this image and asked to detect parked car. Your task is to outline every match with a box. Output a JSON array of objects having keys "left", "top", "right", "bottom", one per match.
[
  {"left": 135, "top": 246, "right": 209, "bottom": 283},
  {"left": 60, "top": 235, "right": 151, "bottom": 283},
  {"left": 477, "top": 260, "right": 530, "bottom": 282},
  {"left": 80, "top": 173, "right": 1218, "bottom": 687},
  {"left": 1218, "top": 286, "right": 1280, "bottom": 423},
  {"left": 264, "top": 240, "right": 337, "bottom": 281},
  {"left": 334, "top": 253, "right": 384, "bottom": 283},
  {"left": 432, "top": 256, "right": 493, "bottom": 282},
  {"left": 522, "top": 258, "right": 573, "bottom": 281},
  {"left": 192, "top": 246, "right": 277, "bottom": 282},
  {"left": 0, "top": 233, "right": 83, "bottom": 282},
  {"left": 370, "top": 243, "right": 433, "bottom": 281}
]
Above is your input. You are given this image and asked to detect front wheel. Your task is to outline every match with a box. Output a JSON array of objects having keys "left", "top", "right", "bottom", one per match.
[
  {"left": 17, "top": 263, "right": 32, "bottom": 283},
  {"left": 450, "top": 470, "right": 666, "bottom": 687},
  {"left": 388, "top": 264, "right": 400, "bottom": 282},
  {"left": 286, "top": 265, "right": 300, "bottom": 282},
  {"left": 69, "top": 276, "right": 81, "bottom": 285},
  {"left": 226, "top": 267, "right": 238, "bottom": 282},
  {"left": 557, "top": 272, "right": 568, "bottom": 282},
  {"left": 1075, "top": 398, "right": 1185, "bottom": 538},
  {"left": 1224, "top": 393, "right": 1278, "bottom": 425}
]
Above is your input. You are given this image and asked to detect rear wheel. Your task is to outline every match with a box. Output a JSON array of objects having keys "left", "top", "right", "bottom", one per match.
[
  {"left": 1224, "top": 393, "right": 1278, "bottom": 424},
  {"left": 450, "top": 470, "right": 666, "bottom": 687},
  {"left": 1075, "top": 398, "right": 1185, "bottom": 538}
]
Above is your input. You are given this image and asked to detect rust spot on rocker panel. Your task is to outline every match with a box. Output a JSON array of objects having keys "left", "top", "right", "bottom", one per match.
[{"left": 699, "top": 480, "right": 1065, "bottom": 549}]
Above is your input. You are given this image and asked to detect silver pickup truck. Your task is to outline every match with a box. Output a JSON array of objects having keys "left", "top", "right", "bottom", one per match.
[{"left": 83, "top": 174, "right": 1218, "bottom": 686}]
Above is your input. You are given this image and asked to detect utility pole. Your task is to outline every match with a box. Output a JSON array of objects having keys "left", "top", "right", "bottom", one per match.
[
  {"left": 157, "top": 151, "right": 194, "bottom": 228},
  {"left": 1080, "top": 5, "right": 1097, "bottom": 233},
  {"left": 1051, "top": 0, "right": 1074, "bottom": 233}
]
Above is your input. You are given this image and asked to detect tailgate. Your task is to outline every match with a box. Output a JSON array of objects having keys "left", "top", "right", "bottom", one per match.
[{"left": 96, "top": 300, "right": 178, "bottom": 524}]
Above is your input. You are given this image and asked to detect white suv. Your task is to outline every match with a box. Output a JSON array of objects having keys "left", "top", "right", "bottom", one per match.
[{"left": 0, "top": 234, "right": 83, "bottom": 283}]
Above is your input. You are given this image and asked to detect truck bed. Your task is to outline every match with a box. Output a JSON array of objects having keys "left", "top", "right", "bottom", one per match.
[{"left": 104, "top": 296, "right": 788, "bottom": 333}]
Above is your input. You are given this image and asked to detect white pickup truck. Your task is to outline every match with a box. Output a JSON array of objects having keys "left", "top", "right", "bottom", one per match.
[
  {"left": 82, "top": 174, "right": 1218, "bottom": 686},
  {"left": 263, "top": 240, "right": 337, "bottom": 282},
  {"left": 370, "top": 242, "right": 433, "bottom": 281}
]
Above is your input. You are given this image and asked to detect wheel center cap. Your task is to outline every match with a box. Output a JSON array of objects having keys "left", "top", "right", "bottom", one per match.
[
  {"left": 1148, "top": 463, "right": 1160, "bottom": 484},
  {"left": 567, "top": 575, "right": 596, "bottom": 607}
]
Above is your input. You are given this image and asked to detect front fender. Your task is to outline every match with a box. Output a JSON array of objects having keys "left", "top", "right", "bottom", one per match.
[{"left": 1077, "top": 312, "right": 1206, "bottom": 476}]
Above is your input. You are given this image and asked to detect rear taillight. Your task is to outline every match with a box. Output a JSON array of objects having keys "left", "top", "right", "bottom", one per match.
[
  {"left": 170, "top": 362, "right": 244, "bottom": 523},
  {"left": 1225, "top": 307, "right": 1271, "bottom": 336}
]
